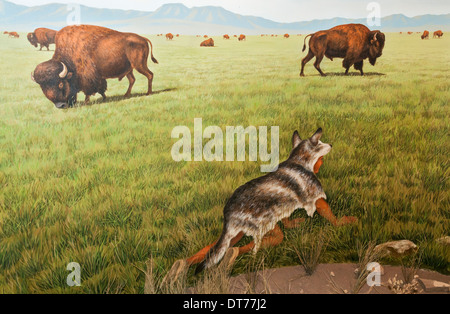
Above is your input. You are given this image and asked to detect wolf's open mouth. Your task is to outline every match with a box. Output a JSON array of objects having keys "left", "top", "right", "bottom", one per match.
[{"left": 314, "top": 156, "right": 324, "bottom": 174}]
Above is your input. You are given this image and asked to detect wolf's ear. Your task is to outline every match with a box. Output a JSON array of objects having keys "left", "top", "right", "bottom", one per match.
[
  {"left": 310, "top": 128, "right": 323, "bottom": 146},
  {"left": 292, "top": 130, "right": 302, "bottom": 148}
]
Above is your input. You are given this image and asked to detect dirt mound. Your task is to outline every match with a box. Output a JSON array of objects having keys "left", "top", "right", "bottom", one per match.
[{"left": 228, "top": 263, "right": 450, "bottom": 294}]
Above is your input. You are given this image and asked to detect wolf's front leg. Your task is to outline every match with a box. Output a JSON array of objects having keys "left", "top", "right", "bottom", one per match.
[{"left": 315, "top": 198, "right": 357, "bottom": 226}]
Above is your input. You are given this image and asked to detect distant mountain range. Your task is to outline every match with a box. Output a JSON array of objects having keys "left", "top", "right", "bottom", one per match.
[{"left": 0, "top": 1, "right": 449, "bottom": 34}]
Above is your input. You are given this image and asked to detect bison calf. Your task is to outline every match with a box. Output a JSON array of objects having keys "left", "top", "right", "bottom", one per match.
[
  {"left": 300, "top": 23, "right": 385, "bottom": 77},
  {"left": 32, "top": 25, "right": 158, "bottom": 109}
]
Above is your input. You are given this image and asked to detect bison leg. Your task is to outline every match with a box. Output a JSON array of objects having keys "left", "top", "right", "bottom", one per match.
[
  {"left": 135, "top": 66, "right": 154, "bottom": 95},
  {"left": 314, "top": 53, "right": 326, "bottom": 77},
  {"left": 354, "top": 61, "right": 364, "bottom": 76},
  {"left": 300, "top": 50, "right": 315, "bottom": 77},
  {"left": 124, "top": 71, "right": 136, "bottom": 98},
  {"left": 129, "top": 51, "right": 154, "bottom": 95}
]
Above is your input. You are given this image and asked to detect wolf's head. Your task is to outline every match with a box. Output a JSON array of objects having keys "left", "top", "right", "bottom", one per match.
[{"left": 289, "top": 128, "right": 332, "bottom": 174}]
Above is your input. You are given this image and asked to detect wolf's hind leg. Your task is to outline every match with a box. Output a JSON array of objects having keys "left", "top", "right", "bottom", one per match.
[
  {"left": 315, "top": 198, "right": 357, "bottom": 226},
  {"left": 237, "top": 225, "right": 284, "bottom": 255},
  {"left": 282, "top": 217, "right": 305, "bottom": 229},
  {"left": 185, "top": 232, "right": 244, "bottom": 266}
]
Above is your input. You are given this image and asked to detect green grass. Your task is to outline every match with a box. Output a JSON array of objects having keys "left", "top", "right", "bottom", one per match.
[{"left": 0, "top": 32, "right": 449, "bottom": 293}]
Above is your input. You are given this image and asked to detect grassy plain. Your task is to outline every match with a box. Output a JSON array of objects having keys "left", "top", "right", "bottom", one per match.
[{"left": 0, "top": 32, "right": 449, "bottom": 293}]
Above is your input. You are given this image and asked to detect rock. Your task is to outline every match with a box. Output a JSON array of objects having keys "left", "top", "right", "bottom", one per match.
[
  {"left": 374, "top": 240, "right": 418, "bottom": 257},
  {"left": 330, "top": 271, "right": 335, "bottom": 277},
  {"left": 418, "top": 278, "right": 450, "bottom": 293},
  {"left": 436, "top": 236, "right": 450, "bottom": 246}
]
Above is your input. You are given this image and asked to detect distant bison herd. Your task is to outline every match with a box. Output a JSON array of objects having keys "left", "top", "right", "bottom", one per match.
[{"left": 1, "top": 24, "right": 445, "bottom": 108}]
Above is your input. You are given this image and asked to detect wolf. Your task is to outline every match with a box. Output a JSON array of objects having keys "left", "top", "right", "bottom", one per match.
[{"left": 165, "top": 128, "right": 357, "bottom": 279}]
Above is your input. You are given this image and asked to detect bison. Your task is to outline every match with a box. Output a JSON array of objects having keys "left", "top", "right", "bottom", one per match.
[
  {"left": 27, "top": 28, "right": 57, "bottom": 50},
  {"left": 238, "top": 34, "right": 246, "bottom": 41},
  {"left": 200, "top": 38, "right": 214, "bottom": 47},
  {"left": 300, "top": 24, "right": 385, "bottom": 77},
  {"left": 421, "top": 30, "right": 429, "bottom": 40},
  {"left": 223, "top": 34, "right": 230, "bottom": 40},
  {"left": 8, "top": 31, "right": 19, "bottom": 38},
  {"left": 31, "top": 25, "right": 158, "bottom": 109},
  {"left": 166, "top": 33, "right": 173, "bottom": 40},
  {"left": 433, "top": 30, "right": 443, "bottom": 38},
  {"left": 284, "top": 34, "right": 290, "bottom": 38}
]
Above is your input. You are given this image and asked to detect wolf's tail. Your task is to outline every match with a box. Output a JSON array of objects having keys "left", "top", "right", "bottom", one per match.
[
  {"left": 195, "top": 223, "right": 235, "bottom": 274},
  {"left": 302, "top": 33, "right": 314, "bottom": 52},
  {"left": 144, "top": 37, "right": 159, "bottom": 64}
]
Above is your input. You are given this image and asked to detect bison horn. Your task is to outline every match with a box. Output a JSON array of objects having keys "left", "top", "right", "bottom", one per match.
[
  {"left": 59, "top": 62, "right": 68, "bottom": 78},
  {"left": 31, "top": 71, "right": 36, "bottom": 83},
  {"left": 373, "top": 32, "right": 378, "bottom": 41}
]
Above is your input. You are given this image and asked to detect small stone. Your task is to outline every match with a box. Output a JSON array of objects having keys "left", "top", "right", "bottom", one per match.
[
  {"left": 418, "top": 278, "right": 450, "bottom": 293},
  {"left": 436, "top": 236, "right": 450, "bottom": 246},
  {"left": 375, "top": 240, "right": 418, "bottom": 257}
]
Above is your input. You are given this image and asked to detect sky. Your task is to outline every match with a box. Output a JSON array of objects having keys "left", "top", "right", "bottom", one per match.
[{"left": 8, "top": 0, "right": 450, "bottom": 23}]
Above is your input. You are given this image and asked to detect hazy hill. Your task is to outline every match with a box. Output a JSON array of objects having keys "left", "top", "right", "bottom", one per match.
[{"left": 0, "top": 1, "right": 448, "bottom": 34}]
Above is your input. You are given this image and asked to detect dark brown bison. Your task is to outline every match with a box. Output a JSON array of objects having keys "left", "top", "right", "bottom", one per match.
[
  {"left": 300, "top": 24, "right": 385, "bottom": 77},
  {"left": 203, "top": 35, "right": 208, "bottom": 38},
  {"left": 433, "top": 30, "right": 443, "bottom": 38},
  {"left": 8, "top": 31, "right": 19, "bottom": 38},
  {"left": 166, "top": 33, "right": 173, "bottom": 40},
  {"left": 407, "top": 31, "right": 413, "bottom": 35},
  {"left": 223, "top": 34, "right": 230, "bottom": 39},
  {"left": 31, "top": 25, "right": 158, "bottom": 109},
  {"left": 238, "top": 34, "right": 246, "bottom": 41},
  {"left": 200, "top": 38, "right": 214, "bottom": 47},
  {"left": 27, "top": 28, "right": 57, "bottom": 50},
  {"left": 284, "top": 34, "right": 290, "bottom": 38},
  {"left": 421, "top": 30, "right": 429, "bottom": 40}
]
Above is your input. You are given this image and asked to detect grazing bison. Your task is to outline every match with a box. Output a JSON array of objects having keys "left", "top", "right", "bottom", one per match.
[
  {"left": 238, "top": 34, "right": 246, "bottom": 41},
  {"left": 223, "top": 34, "right": 230, "bottom": 39},
  {"left": 421, "top": 30, "right": 429, "bottom": 40},
  {"left": 27, "top": 28, "right": 57, "bottom": 50},
  {"left": 200, "top": 38, "right": 214, "bottom": 47},
  {"left": 204, "top": 35, "right": 208, "bottom": 38},
  {"left": 166, "top": 33, "right": 173, "bottom": 40},
  {"left": 8, "top": 31, "right": 19, "bottom": 38},
  {"left": 300, "top": 24, "right": 385, "bottom": 77},
  {"left": 284, "top": 34, "right": 290, "bottom": 38},
  {"left": 433, "top": 30, "right": 443, "bottom": 38},
  {"left": 31, "top": 25, "right": 158, "bottom": 109},
  {"left": 407, "top": 32, "right": 413, "bottom": 35}
]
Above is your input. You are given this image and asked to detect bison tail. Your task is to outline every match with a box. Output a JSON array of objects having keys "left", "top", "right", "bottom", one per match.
[
  {"left": 144, "top": 37, "right": 159, "bottom": 64},
  {"left": 302, "top": 34, "right": 313, "bottom": 52}
]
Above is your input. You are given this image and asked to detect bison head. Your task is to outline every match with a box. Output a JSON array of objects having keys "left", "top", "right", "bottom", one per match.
[
  {"left": 368, "top": 31, "right": 385, "bottom": 66},
  {"left": 27, "top": 33, "right": 38, "bottom": 47},
  {"left": 31, "top": 60, "right": 77, "bottom": 109}
]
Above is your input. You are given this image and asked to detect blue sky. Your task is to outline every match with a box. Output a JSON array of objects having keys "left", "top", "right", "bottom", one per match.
[{"left": 8, "top": 0, "right": 450, "bottom": 22}]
